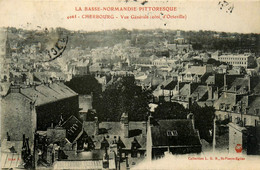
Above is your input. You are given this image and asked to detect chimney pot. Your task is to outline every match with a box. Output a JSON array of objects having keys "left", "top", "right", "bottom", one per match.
[{"left": 94, "top": 117, "right": 99, "bottom": 135}]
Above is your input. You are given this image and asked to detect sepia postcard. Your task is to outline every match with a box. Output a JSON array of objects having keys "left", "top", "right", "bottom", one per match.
[{"left": 0, "top": 0, "right": 260, "bottom": 169}]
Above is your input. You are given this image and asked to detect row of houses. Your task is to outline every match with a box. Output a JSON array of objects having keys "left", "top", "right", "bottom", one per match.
[{"left": 1, "top": 80, "right": 203, "bottom": 169}]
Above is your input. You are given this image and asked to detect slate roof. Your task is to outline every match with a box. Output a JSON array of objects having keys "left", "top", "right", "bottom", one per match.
[
  {"left": 61, "top": 115, "right": 83, "bottom": 143},
  {"left": 190, "top": 85, "right": 208, "bottom": 101},
  {"left": 33, "top": 72, "right": 51, "bottom": 82},
  {"left": 239, "top": 95, "right": 260, "bottom": 116},
  {"left": 83, "top": 121, "right": 147, "bottom": 149},
  {"left": 252, "top": 82, "right": 260, "bottom": 95},
  {"left": 205, "top": 75, "right": 214, "bottom": 85},
  {"left": 227, "top": 77, "right": 250, "bottom": 93},
  {"left": 140, "top": 75, "right": 164, "bottom": 87},
  {"left": 179, "top": 84, "right": 190, "bottom": 96},
  {"left": 214, "top": 93, "right": 237, "bottom": 111},
  {"left": 20, "top": 83, "right": 77, "bottom": 106},
  {"left": 247, "top": 96, "right": 260, "bottom": 116},
  {"left": 160, "top": 78, "right": 178, "bottom": 90},
  {"left": 151, "top": 119, "right": 201, "bottom": 147}
]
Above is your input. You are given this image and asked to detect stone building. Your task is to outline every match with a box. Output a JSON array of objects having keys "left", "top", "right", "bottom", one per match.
[{"left": 1, "top": 83, "right": 79, "bottom": 142}]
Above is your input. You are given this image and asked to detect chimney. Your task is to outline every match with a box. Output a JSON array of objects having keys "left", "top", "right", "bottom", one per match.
[
  {"left": 214, "top": 87, "right": 219, "bottom": 100},
  {"left": 188, "top": 83, "right": 192, "bottom": 96},
  {"left": 176, "top": 81, "right": 180, "bottom": 95},
  {"left": 120, "top": 113, "right": 129, "bottom": 138},
  {"left": 22, "top": 134, "right": 26, "bottom": 149},
  {"left": 146, "top": 115, "right": 153, "bottom": 162},
  {"left": 26, "top": 137, "right": 31, "bottom": 155},
  {"left": 207, "top": 85, "right": 213, "bottom": 100},
  {"left": 188, "top": 97, "right": 192, "bottom": 109},
  {"left": 148, "top": 115, "right": 153, "bottom": 127},
  {"left": 142, "top": 121, "right": 147, "bottom": 137},
  {"left": 233, "top": 85, "right": 237, "bottom": 93},
  {"left": 224, "top": 74, "right": 227, "bottom": 91},
  {"left": 213, "top": 73, "right": 216, "bottom": 85},
  {"left": 247, "top": 75, "right": 251, "bottom": 93},
  {"left": 102, "top": 151, "right": 109, "bottom": 169},
  {"left": 32, "top": 84, "right": 37, "bottom": 90},
  {"left": 94, "top": 117, "right": 99, "bottom": 135},
  {"left": 187, "top": 113, "right": 195, "bottom": 129},
  {"left": 6, "top": 132, "right": 10, "bottom": 141}
]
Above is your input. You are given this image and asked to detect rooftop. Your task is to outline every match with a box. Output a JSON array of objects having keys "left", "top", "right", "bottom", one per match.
[
  {"left": 151, "top": 119, "right": 201, "bottom": 147},
  {"left": 83, "top": 121, "right": 147, "bottom": 149},
  {"left": 20, "top": 83, "right": 77, "bottom": 106},
  {"left": 183, "top": 66, "right": 206, "bottom": 75},
  {"left": 190, "top": 85, "right": 208, "bottom": 101}
]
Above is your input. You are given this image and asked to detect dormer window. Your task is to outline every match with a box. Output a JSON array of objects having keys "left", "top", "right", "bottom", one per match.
[
  {"left": 220, "top": 103, "right": 225, "bottom": 110},
  {"left": 237, "top": 106, "right": 241, "bottom": 113},
  {"left": 167, "top": 130, "right": 178, "bottom": 137},
  {"left": 226, "top": 104, "right": 230, "bottom": 111}
]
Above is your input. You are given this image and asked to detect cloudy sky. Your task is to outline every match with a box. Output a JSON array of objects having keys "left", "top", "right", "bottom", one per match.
[{"left": 0, "top": 0, "right": 260, "bottom": 33}]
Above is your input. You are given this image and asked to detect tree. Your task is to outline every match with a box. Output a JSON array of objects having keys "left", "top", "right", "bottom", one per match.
[
  {"left": 189, "top": 103, "right": 215, "bottom": 142},
  {"left": 153, "top": 101, "right": 215, "bottom": 142},
  {"left": 153, "top": 102, "right": 188, "bottom": 119},
  {"left": 94, "top": 76, "right": 152, "bottom": 121},
  {"left": 65, "top": 75, "right": 102, "bottom": 95},
  {"left": 207, "top": 58, "right": 221, "bottom": 66}
]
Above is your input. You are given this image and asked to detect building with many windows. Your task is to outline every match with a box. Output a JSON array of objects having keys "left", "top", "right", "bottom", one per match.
[{"left": 217, "top": 54, "right": 255, "bottom": 69}]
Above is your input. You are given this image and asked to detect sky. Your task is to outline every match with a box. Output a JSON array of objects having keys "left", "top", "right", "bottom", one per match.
[{"left": 0, "top": 0, "right": 260, "bottom": 33}]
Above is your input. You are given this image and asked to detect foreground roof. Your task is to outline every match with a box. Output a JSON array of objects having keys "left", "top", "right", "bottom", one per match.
[
  {"left": 20, "top": 83, "right": 77, "bottom": 106},
  {"left": 151, "top": 119, "right": 201, "bottom": 147}
]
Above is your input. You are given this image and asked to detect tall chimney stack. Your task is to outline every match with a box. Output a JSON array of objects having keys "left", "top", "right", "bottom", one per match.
[
  {"left": 247, "top": 75, "right": 251, "bottom": 93},
  {"left": 120, "top": 113, "right": 129, "bottom": 138},
  {"left": 224, "top": 74, "right": 227, "bottom": 91},
  {"left": 176, "top": 81, "right": 180, "bottom": 95},
  {"left": 142, "top": 121, "right": 147, "bottom": 137},
  {"left": 188, "top": 97, "right": 192, "bottom": 109},
  {"left": 94, "top": 117, "right": 99, "bottom": 135},
  {"left": 207, "top": 85, "right": 213, "bottom": 100},
  {"left": 214, "top": 87, "right": 219, "bottom": 100},
  {"left": 188, "top": 83, "right": 192, "bottom": 96}
]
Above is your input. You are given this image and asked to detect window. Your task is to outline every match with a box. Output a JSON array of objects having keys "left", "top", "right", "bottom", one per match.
[
  {"left": 244, "top": 118, "right": 246, "bottom": 126},
  {"left": 226, "top": 104, "right": 230, "bottom": 110},
  {"left": 220, "top": 103, "right": 225, "bottom": 110},
  {"left": 167, "top": 130, "right": 178, "bottom": 136}
]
